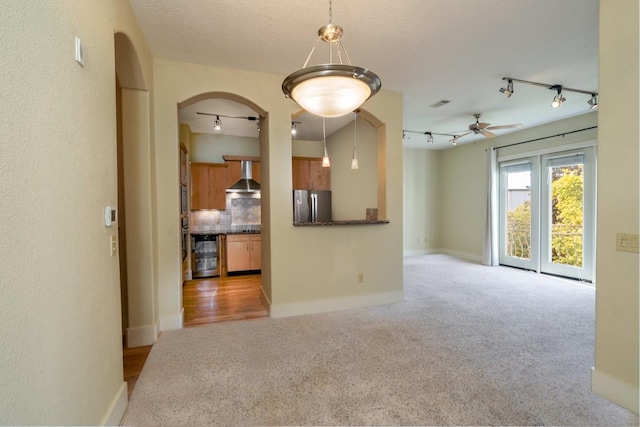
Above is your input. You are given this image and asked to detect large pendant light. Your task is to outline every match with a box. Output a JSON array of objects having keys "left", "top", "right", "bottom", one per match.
[{"left": 282, "top": 0, "right": 381, "bottom": 118}]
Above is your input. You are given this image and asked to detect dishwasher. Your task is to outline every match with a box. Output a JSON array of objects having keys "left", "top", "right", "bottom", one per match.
[{"left": 192, "top": 234, "right": 220, "bottom": 278}]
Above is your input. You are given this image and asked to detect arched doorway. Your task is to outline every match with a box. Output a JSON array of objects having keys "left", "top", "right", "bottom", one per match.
[
  {"left": 114, "top": 32, "right": 156, "bottom": 348},
  {"left": 178, "top": 92, "right": 270, "bottom": 326}
]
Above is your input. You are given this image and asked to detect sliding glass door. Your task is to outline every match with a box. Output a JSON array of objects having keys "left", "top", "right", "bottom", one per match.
[{"left": 498, "top": 147, "right": 595, "bottom": 282}]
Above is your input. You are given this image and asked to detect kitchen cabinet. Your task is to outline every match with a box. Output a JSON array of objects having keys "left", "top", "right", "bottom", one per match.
[
  {"left": 180, "top": 144, "right": 188, "bottom": 186},
  {"left": 191, "top": 163, "right": 227, "bottom": 210},
  {"left": 225, "top": 160, "right": 261, "bottom": 188},
  {"left": 292, "top": 157, "right": 330, "bottom": 190},
  {"left": 226, "top": 234, "right": 261, "bottom": 272}
]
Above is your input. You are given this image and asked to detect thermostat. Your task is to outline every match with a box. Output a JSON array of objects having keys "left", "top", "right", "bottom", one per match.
[{"left": 104, "top": 206, "right": 117, "bottom": 227}]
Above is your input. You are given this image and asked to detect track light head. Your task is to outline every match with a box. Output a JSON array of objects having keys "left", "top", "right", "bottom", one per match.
[
  {"left": 425, "top": 132, "right": 434, "bottom": 144},
  {"left": 588, "top": 94, "right": 598, "bottom": 109},
  {"left": 550, "top": 86, "right": 565, "bottom": 108},
  {"left": 499, "top": 79, "right": 514, "bottom": 98},
  {"left": 213, "top": 115, "right": 222, "bottom": 131},
  {"left": 291, "top": 122, "right": 297, "bottom": 135}
]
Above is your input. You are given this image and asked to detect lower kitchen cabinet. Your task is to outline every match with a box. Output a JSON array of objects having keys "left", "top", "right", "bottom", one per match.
[{"left": 226, "top": 234, "right": 261, "bottom": 272}]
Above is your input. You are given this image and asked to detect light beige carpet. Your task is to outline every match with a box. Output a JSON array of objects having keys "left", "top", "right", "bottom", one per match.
[{"left": 122, "top": 255, "right": 638, "bottom": 426}]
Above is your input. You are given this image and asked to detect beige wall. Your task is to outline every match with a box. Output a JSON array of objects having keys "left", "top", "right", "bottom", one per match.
[
  {"left": 328, "top": 119, "right": 378, "bottom": 221},
  {"left": 438, "top": 113, "right": 598, "bottom": 261},
  {"left": 0, "top": 0, "right": 153, "bottom": 424},
  {"left": 403, "top": 148, "right": 442, "bottom": 255},
  {"left": 190, "top": 133, "right": 260, "bottom": 163},
  {"left": 592, "top": 0, "right": 639, "bottom": 413},
  {"left": 152, "top": 59, "right": 404, "bottom": 320},
  {"left": 293, "top": 139, "right": 324, "bottom": 157}
]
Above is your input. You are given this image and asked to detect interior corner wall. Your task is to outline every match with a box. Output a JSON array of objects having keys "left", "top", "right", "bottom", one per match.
[
  {"left": 403, "top": 148, "right": 442, "bottom": 256},
  {"left": 0, "top": 0, "right": 153, "bottom": 425},
  {"left": 592, "top": 0, "right": 639, "bottom": 414},
  {"left": 152, "top": 59, "right": 403, "bottom": 323}
]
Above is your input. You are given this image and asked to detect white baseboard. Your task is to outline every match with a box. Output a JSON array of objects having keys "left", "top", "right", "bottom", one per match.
[
  {"left": 159, "top": 312, "right": 183, "bottom": 331},
  {"left": 270, "top": 290, "right": 404, "bottom": 319},
  {"left": 403, "top": 248, "right": 441, "bottom": 257},
  {"left": 260, "top": 287, "right": 271, "bottom": 316},
  {"left": 100, "top": 381, "right": 128, "bottom": 426},
  {"left": 591, "top": 367, "right": 639, "bottom": 414},
  {"left": 441, "top": 248, "right": 483, "bottom": 264},
  {"left": 126, "top": 324, "right": 157, "bottom": 348}
]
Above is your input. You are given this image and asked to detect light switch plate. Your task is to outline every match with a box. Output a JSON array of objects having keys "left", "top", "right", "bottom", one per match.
[{"left": 616, "top": 232, "right": 639, "bottom": 253}]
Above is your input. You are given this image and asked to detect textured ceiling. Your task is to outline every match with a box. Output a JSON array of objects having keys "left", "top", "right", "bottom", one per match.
[{"left": 129, "top": 0, "right": 599, "bottom": 149}]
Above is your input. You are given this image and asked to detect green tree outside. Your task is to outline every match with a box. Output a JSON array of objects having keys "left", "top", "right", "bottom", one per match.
[{"left": 506, "top": 165, "right": 583, "bottom": 266}]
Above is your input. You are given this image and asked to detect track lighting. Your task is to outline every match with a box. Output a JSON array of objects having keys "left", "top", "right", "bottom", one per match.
[
  {"left": 500, "top": 77, "right": 597, "bottom": 111},
  {"left": 321, "top": 117, "right": 330, "bottom": 167},
  {"left": 196, "top": 112, "right": 263, "bottom": 134},
  {"left": 499, "top": 79, "right": 513, "bottom": 98},
  {"left": 213, "top": 115, "right": 222, "bottom": 131},
  {"left": 291, "top": 122, "right": 297, "bottom": 135},
  {"left": 551, "top": 86, "right": 566, "bottom": 109},
  {"left": 402, "top": 130, "right": 458, "bottom": 145}
]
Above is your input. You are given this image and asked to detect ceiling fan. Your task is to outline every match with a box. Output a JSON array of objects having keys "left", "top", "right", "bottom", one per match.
[{"left": 450, "top": 113, "right": 522, "bottom": 144}]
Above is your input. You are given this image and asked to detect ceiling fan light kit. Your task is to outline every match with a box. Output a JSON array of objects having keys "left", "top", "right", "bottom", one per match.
[{"left": 282, "top": 0, "right": 381, "bottom": 118}]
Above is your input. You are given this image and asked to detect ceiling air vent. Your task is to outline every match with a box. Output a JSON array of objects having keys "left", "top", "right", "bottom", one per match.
[{"left": 429, "top": 100, "right": 451, "bottom": 108}]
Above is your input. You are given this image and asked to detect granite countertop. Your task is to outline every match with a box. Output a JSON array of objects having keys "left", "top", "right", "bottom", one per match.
[
  {"left": 190, "top": 230, "right": 261, "bottom": 235},
  {"left": 293, "top": 220, "right": 390, "bottom": 226}
]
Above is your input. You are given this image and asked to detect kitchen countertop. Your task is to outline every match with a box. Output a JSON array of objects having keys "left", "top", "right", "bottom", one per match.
[
  {"left": 293, "top": 220, "right": 390, "bottom": 226},
  {"left": 190, "top": 230, "right": 261, "bottom": 235}
]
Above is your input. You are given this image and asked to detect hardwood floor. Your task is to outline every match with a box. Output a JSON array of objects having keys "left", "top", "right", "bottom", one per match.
[
  {"left": 123, "top": 345, "right": 152, "bottom": 398},
  {"left": 123, "top": 273, "right": 267, "bottom": 396},
  {"left": 183, "top": 273, "right": 268, "bottom": 327}
]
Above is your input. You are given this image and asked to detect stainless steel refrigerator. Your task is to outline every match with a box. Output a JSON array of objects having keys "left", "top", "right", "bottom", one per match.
[{"left": 293, "top": 190, "right": 332, "bottom": 223}]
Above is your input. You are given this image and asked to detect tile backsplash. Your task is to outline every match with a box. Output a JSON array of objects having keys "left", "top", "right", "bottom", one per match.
[{"left": 191, "top": 193, "right": 261, "bottom": 233}]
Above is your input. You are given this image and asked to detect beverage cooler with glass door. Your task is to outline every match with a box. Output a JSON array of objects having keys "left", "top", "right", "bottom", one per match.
[{"left": 192, "top": 234, "right": 220, "bottom": 278}]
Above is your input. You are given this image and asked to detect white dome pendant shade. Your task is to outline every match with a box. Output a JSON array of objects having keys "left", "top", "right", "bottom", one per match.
[
  {"left": 283, "top": 64, "right": 380, "bottom": 118},
  {"left": 282, "top": 3, "right": 381, "bottom": 118}
]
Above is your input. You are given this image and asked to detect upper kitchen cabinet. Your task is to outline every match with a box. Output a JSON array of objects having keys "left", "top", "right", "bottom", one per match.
[
  {"left": 191, "top": 163, "right": 227, "bottom": 210},
  {"left": 292, "top": 157, "right": 330, "bottom": 190}
]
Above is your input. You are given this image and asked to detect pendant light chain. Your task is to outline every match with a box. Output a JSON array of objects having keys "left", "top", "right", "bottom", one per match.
[
  {"left": 322, "top": 117, "right": 331, "bottom": 167},
  {"left": 328, "top": 0, "right": 333, "bottom": 24},
  {"left": 351, "top": 111, "right": 359, "bottom": 169},
  {"left": 353, "top": 111, "right": 357, "bottom": 157}
]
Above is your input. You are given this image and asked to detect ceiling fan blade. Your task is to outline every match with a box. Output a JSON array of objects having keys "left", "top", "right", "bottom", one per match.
[
  {"left": 477, "top": 122, "right": 491, "bottom": 129},
  {"left": 480, "top": 130, "right": 497, "bottom": 138},
  {"left": 486, "top": 124, "right": 523, "bottom": 130}
]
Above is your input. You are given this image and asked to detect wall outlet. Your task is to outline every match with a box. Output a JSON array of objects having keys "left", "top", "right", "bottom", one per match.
[{"left": 357, "top": 273, "right": 364, "bottom": 284}]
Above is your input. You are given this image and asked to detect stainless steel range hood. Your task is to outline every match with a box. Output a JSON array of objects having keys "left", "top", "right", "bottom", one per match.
[{"left": 227, "top": 160, "right": 260, "bottom": 193}]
